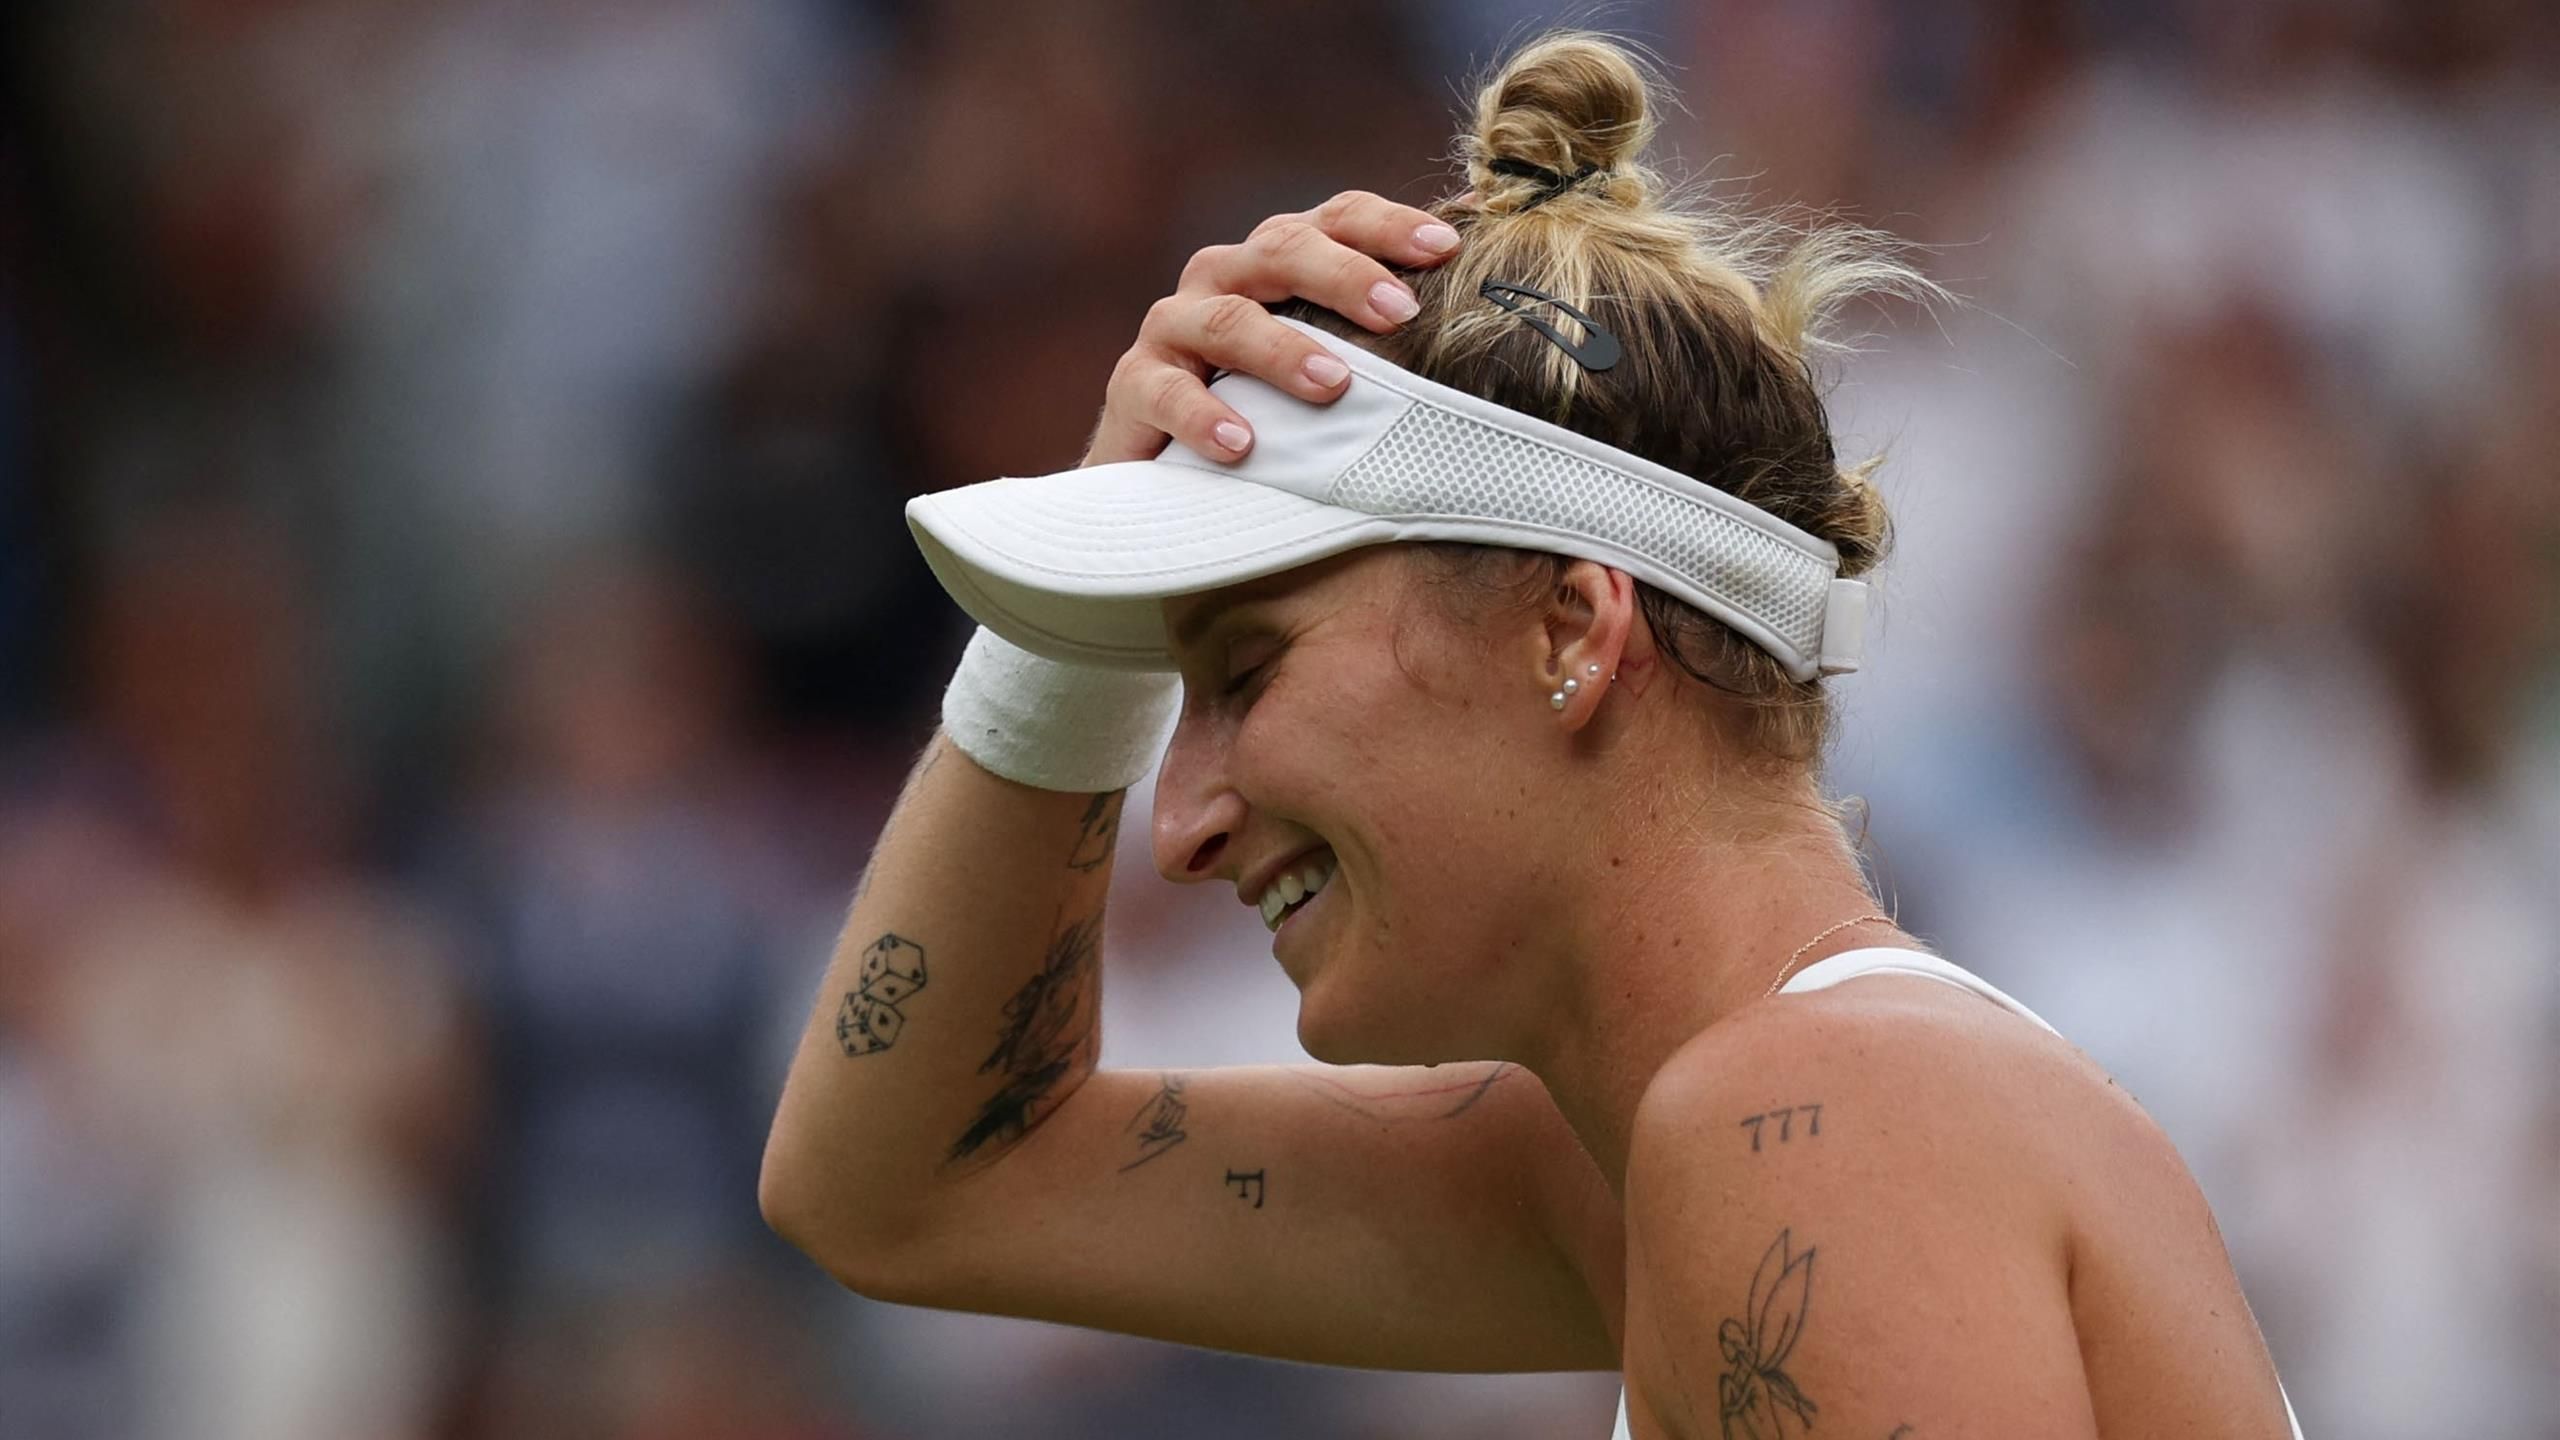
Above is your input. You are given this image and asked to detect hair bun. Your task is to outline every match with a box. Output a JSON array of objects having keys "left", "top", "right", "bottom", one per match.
[{"left": 1466, "top": 31, "right": 1659, "bottom": 214}]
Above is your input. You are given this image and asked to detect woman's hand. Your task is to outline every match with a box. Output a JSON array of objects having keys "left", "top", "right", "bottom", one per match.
[{"left": 1082, "top": 191, "right": 1463, "bottom": 468}]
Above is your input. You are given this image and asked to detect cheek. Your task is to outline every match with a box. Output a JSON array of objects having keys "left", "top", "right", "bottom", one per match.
[
  {"left": 1231, "top": 662, "right": 1404, "bottom": 796},
  {"left": 1240, "top": 646, "right": 1536, "bottom": 920},
  {"left": 1335, "top": 813, "right": 1519, "bottom": 978}
]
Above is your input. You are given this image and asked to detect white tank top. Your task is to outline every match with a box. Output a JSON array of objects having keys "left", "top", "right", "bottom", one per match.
[{"left": 1606, "top": 948, "right": 2303, "bottom": 1439}]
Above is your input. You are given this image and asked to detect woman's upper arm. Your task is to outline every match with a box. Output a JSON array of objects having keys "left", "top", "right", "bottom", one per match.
[
  {"left": 845, "top": 1059, "right": 1623, "bottom": 1374},
  {"left": 1618, "top": 1006, "right": 2100, "bottom": 1439}
]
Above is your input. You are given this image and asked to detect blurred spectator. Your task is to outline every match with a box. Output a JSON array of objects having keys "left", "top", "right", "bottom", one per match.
[
  {"left": 7, "top": 512, "right": 470, "bottom": 1440},
  {"left": 0, "top": 761, "right": 157, "bottom": 1440},
  {"left": 655, "top": 145, "right": 944, "bottom": 729},
  {"left": 432, "top": 560, "right": 796, "bottom": 1303}
]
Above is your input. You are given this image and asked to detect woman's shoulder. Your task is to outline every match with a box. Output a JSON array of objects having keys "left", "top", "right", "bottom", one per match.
[
  {"left": 1627, "top": 969, "right": 2181, "bottom": 1229},
  {"left": 1615, "top": 976, "right": 2210, "bottom": 1431}
]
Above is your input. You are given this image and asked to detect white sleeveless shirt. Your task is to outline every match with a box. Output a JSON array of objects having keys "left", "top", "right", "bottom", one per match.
[{"left": 1605, "top": 948, "right": 2303, "bottom": 1439}]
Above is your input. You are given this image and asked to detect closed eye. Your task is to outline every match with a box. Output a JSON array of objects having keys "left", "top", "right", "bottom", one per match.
[
  {"left": 1221, "top": 658, "right": 1269, "bottom": 697},
  {"left": 1221, "top": 634, "right": 1288, "bottom": 699}
]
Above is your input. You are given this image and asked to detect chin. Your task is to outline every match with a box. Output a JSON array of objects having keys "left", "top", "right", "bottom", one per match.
[
  {"left": 1292, "top": 980, "right": 1386, "bottom": 1065},
  {"left": 1291, "top": 982, "right": 1358, "bottom": 1063},
  {"left": 1295, "top": 1017, "right": 1367, "bottom": 1066},
  {"left": 1293, "top": 983, "right": 1451, "bottom": 1068}
]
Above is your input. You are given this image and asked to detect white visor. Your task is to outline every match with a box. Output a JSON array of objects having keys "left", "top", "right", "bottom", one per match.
[{"left": 906, "top": 317, "right": 1868, "bottom": 683}]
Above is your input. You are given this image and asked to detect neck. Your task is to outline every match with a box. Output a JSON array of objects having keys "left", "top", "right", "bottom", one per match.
[{"left": 1507, "top": 785, "right": 1906, "bottom": 1190}]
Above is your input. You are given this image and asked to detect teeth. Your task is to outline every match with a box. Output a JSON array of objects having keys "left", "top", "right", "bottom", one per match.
[{"left": 1255, "top": 851, "right": 1339, "bottom": 933}]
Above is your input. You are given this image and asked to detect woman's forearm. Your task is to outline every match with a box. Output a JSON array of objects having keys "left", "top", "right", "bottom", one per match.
[{"left": 760, "top": 731, "right": 1126, "bottom": 1279}]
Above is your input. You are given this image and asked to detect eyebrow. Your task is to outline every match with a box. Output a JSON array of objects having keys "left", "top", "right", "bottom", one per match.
[
  {"left": 1169, "top": 596, "right": 1249, "bottom": 655},
  {"left": 1169, "top": 575, "right": 1295, "bottom": 655}
]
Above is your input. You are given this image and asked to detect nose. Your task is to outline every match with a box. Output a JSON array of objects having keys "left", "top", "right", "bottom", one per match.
[{"left": 1151, "top": 708, "right": 1246, "bottom": 885}]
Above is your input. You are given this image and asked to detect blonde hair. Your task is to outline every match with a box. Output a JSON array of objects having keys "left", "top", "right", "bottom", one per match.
[{"left": 1284, "top": 30, "right": 1946, "bottom": 766}]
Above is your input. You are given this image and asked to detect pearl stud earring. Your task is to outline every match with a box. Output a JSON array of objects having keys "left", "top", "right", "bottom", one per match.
[
  {"left": 1586, "top": 663, "right": 1602, "bottom": 677},
  {"left": 1548, "top": 690, "right": 1567, "bottom": 710}
]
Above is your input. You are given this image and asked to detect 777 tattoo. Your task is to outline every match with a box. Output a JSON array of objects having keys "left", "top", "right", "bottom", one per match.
[{"left": 1739, "top": 1104, "right": 1822, "bottom": 1152}]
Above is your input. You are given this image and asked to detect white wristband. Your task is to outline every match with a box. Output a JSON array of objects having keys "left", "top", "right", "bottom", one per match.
[{"left": 940, "top": 627, "right": 1180, "bottom": 793}]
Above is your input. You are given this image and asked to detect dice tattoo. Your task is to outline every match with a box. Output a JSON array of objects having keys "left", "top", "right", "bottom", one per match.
[{"left": 837, "top": 934, "right": 928, "bottom": 1057}]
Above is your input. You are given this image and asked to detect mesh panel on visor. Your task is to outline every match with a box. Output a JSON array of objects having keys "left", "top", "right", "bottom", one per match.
[{"left": 1329, "top": 403, "right": 1834, "bottom": 663}]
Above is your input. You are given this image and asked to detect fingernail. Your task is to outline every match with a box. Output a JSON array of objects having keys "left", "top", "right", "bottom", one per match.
[
  {"left": 1414, "top": 222, "right": 1460, "bottom": 254},
  {"left": 1302, "top": 352, "right": 1349, "bottom": 388},
  {"left": 1213, "top": 420, "right": 1252, "bottom": 454},
  {"left": 1370, "top": 280, "right": 1419, "bottom": 323}
]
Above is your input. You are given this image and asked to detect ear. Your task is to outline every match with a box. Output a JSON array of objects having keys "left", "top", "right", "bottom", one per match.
[{"left": 1528, "top": 560, "right": 1642, "bottom": 732}]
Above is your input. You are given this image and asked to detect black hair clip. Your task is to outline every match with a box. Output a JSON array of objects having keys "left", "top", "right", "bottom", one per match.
[
  {"left": 1488, "top": 157, "right": 1601, "bottom": 213},
  {"left": 1479, "top": 278, "right": 1621, "bottom": 373}
]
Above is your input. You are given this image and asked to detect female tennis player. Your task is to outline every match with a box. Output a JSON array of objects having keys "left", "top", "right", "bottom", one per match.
[{"left": 763, "top": 32, "right": 2303, "bottom": 1439}]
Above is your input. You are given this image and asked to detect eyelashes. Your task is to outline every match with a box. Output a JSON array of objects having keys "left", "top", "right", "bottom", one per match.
[
  {"left": 1221, "top": 637, "right": 1286, "bottom": 699},
  {"left": 1212, "top": 625, "right": 1291, "bottom": 703},
  {"left": 1221, "top": 658, "right": 1270, "bottom": 697}
]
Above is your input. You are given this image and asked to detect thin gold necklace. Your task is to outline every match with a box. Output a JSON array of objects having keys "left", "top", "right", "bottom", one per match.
[{"left": 1765, "top": 913, "right": 1896, "bottom": 997}]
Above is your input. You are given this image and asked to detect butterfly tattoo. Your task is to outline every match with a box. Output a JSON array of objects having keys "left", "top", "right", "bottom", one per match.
[{"left": 1717, "top": 1228, "right": 1819, "bottom": 1439}]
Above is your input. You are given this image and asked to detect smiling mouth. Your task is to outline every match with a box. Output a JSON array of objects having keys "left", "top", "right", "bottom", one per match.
[
  {"left": 1274, "top": 855, "right": 1351, "bottom": 948},
  {"left": 1259, "top": 849, "right": 1339, "bottom": 932}
]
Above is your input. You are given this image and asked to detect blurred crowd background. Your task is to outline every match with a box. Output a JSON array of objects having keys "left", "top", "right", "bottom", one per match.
[{"left": 2, "top": 0, "right": 2555, "bottom": 1436}]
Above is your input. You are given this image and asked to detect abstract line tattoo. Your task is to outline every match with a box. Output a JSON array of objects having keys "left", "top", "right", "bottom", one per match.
[
  {"left": 836, "top": 934, "right": 928, "bottom": 1057},
  {"left": 1718, "top": 1228, "right": 1819, "bottom": 1439},
  {"left": 948, "top": 912, "right": 1102, "bottom": 1162},
  {"left": 1739, "top": 1103, "right": 1823, "bottom": 1153},
  {"left": 1066, "top": 790, "right": 1123, "bottom": 871},
  {"left": 1119, "top": 1072, "right": 1190, "bottom": 1172},
  {"left": 1439, "top": 1064, "right": 1512, "bottom": 1118},
  {"left": 1288, "top": 1062, "right": 1516, "bottom": 1122}
]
